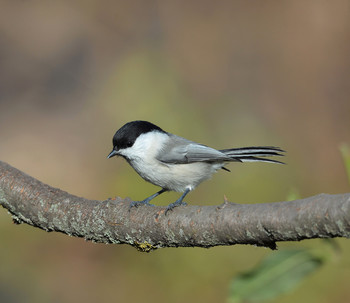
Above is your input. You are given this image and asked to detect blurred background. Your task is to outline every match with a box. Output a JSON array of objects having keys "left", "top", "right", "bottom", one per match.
[{"left": 0, "top": 1, "right": 350, "bottom": 302}]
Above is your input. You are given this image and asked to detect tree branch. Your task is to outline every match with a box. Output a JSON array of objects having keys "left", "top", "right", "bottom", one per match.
[{"left": 0, "top": 161, "right": 349, "bottom": 251}]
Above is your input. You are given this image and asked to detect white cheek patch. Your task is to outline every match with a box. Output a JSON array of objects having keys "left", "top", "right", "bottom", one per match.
[
  {"left": 118, "top": 147, "right": 132, "bottom": 157},
  {"left": 120, "top": 131, "right": 168, "bottom": 160}
]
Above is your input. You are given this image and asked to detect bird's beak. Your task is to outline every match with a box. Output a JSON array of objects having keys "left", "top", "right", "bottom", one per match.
[{"left": 107, "top": 149, "right": 118, "bottom": 159}]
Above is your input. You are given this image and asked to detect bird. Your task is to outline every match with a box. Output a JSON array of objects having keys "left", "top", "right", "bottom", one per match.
[{"left": 107, "top": 120, "right": 284, "bottom": 213}]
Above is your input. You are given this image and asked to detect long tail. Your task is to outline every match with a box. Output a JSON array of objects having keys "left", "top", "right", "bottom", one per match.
[{"left": 220, "top": 146, "right": 285, "bottom": 164}]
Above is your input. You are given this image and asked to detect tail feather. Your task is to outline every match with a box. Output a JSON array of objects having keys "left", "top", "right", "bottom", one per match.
[{"left": 220, "top": 146, "right": 285, "bottom": 164}]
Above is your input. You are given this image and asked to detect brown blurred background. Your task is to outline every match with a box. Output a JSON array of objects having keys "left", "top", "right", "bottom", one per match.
[{"left": 0, "top": 1, "right": 350, "bottom": 302}]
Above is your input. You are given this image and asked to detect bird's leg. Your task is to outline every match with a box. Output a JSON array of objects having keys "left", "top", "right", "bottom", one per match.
[
  {"left": 129, "top": 188, "right": 167, "bottom": 209},
  {"left": 165, "top": 188, "right": 190, "bottom": 214}
]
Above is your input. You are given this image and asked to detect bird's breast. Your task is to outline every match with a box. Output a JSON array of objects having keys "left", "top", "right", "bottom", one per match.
[{"left": 128, "top": 157, "right": 223, "bottom": 192}]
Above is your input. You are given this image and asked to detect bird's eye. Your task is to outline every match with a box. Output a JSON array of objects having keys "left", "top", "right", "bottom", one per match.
[{"left": 127, "top": 141, "right": 133, "bottom": 147}]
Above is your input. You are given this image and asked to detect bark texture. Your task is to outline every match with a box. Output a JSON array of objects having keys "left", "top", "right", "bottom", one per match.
[{"left": 0, "top": 161, "right": 349, "bottom": 251}]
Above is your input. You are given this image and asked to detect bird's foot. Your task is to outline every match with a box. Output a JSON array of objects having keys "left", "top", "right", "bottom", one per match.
[
  {"left": 129, "top": 200, "right": 155, "bottom": 210},
  {"left": 165, "top": 200, "right": 187, "bottom": 215}
]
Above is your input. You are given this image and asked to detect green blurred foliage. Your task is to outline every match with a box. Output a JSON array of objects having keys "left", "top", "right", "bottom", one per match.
[
  {"left": 340, "top": 144, "right": 350, "bottom": 186},
  {"left": 1, "top": 1, "right": 350, "bottom": 303},
  {"left": 229, "top": 249, "right": 325, "bottom": 303}
]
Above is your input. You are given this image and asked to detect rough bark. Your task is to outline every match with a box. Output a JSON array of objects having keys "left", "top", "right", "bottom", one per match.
[{"left": 0, "top": 161, "right": 349, "bottom": 252}]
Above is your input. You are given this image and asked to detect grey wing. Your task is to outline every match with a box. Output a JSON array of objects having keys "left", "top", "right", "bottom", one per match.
[{"left": 157, "top": 135, "right": 230, "bottom": 164}]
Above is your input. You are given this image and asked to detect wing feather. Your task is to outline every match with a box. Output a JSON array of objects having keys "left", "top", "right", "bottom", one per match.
[
  {"left": 157, "top": 135, "right": 230, "bottom": 164},
  {"left": 156, "top": 135, "right": 284, "bottom": 164}
]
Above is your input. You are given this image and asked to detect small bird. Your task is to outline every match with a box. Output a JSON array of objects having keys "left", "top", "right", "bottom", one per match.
[{"left": 107, "top": 120, "right": 284, "bottom": 213}]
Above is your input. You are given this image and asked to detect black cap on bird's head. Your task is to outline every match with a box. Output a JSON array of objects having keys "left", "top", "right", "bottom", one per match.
[{"left": 107, "top": 120, "right": 165, "bottom": 159}]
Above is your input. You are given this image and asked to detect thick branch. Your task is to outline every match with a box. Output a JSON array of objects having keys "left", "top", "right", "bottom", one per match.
[{"left": 0, "top": 161, "right": 349, "bottom": 251}]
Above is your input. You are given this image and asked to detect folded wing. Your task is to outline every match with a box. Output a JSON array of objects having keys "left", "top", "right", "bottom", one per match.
[
  {"left": 157, "top": 135, "right": 284, "bottom": 164},
  {"left": 157, "top": 135, "right": 231, "bottom": 164}
]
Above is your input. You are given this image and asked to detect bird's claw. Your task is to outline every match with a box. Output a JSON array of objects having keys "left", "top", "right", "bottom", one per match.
[
  {"left": 165, "top": 201, "right": 187, "bottom": 215},
  {"left": 129, "top": 200, "right": 155, "bottom": 211}
]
